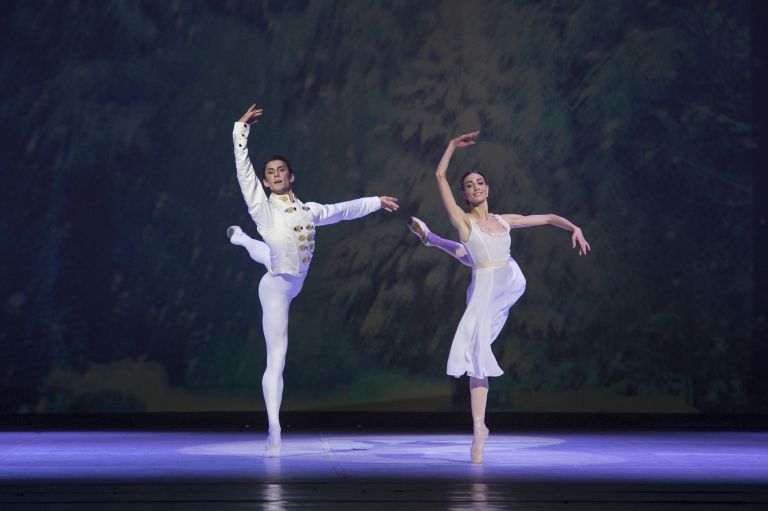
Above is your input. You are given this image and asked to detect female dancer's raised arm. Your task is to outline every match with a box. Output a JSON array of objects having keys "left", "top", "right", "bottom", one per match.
[{"left": 434, "top": 131, "right": 480, "bottom": 242}]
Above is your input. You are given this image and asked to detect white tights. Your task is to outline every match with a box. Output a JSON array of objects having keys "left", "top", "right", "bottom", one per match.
[
  {"left": 258, "top": 272, "right": 304, "bottom": 432},
  {"left": 231, "top": 229, "right": 304, "bottom": 434}
]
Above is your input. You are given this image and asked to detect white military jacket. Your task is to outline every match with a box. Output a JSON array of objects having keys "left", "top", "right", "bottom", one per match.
[{"left": 233, "top": 122, "right": 381, "bottom": 277}]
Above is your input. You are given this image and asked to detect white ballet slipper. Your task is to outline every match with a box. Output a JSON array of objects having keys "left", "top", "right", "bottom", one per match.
[
  {"left": 263, "top": 427, "right": 281, "bottom": 458},
  {"left": 226, "top": 226, "right": 241, "bottom": 239},
  {"left": 227, "top": 226, "right": 249, "bottom": 247}
]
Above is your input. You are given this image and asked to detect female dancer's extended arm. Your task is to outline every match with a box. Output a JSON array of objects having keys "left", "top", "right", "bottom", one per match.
[
  {"left": 434, "top": 132, "right": 480, "bottom": 243},
  {"left": 408, "top": 217, "right": 471, "bottom": 266},
  {"left": 501, "top": 213, "right": 592, "bottom": 256},
  {"left": 426, "top": 231, "right": 471, "bottom": 266}
]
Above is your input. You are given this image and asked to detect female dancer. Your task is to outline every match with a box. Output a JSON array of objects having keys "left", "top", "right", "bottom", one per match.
[
  {"left": 229, "top": 104, "right": 399, "bottom": 457},
  {"left": 409, "top": 131, "right": 590, "bottom": 463}
]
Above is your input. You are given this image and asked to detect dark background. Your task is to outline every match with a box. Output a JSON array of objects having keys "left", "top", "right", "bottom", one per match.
[{"left": 1, "top": 0, "right": 764, "bottom": 415}]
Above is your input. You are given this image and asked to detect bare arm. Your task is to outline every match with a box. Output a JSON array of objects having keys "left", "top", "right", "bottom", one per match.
[
  {"left": 434, "top": 132, "right": 479, "bottom": 242},
  {"left": 501, "top": 213, "right": 592, "bottom": 255}
]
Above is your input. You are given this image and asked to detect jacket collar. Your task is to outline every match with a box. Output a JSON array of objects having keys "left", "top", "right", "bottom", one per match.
[{"left": 269, "top": 192, "right": 300, "bottom": 207}]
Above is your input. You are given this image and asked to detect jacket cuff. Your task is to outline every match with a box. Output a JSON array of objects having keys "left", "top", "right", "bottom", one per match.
[
  {"left": 368, "top": 196, "right": 382, "bottom": 212},
  {"left": 233, "top": 122, "right": 250, "bottom": 146}
]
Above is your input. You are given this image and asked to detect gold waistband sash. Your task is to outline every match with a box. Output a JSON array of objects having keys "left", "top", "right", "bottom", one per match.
[{"left": 473, "top": 258, "right": 510, "bottom": 269}]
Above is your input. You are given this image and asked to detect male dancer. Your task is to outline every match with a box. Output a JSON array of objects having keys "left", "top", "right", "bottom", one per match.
[{"left": 229, "top": 104, "right": 399, "bottom": 457}]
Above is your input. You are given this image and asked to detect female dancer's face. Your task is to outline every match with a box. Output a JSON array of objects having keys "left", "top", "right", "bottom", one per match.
[
  {"left": 461, "top": 172, "right": 489, "bottom": 207},
  {"left": 263, "top": 159, "right": 295, "bottom": 194}
]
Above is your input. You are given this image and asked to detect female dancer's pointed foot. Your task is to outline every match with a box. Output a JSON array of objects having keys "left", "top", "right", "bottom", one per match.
[
  {"left": 263, "top": 427, "right": 281, "bottom": 458},
  {"left": 470, "top": 421, "right": 489, "bottom": 464},
  {"left": 407, "top": 216, "right": 432, "bottom": 246}
]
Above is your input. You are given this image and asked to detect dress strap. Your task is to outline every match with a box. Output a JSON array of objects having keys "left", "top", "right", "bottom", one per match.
[{"left": 491, "top": 214, "right": 510, "bottom": 233}]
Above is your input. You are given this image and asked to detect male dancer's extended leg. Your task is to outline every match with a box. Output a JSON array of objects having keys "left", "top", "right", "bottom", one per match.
[
  {"left": 228, "top": 226, "right": 270, "bottom": 266},
  {"left": 257, "top": 273, "right": 303, "bottom": 457}
]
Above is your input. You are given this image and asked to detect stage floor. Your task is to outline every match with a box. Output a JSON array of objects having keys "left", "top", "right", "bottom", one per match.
[{"left": 1, "top": 430, "right": 767, "bottom": 509}]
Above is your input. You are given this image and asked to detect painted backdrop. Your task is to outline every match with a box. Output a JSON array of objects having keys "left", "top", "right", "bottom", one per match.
[{"left": 0, "top": 0, "right": 757, "bottom": 413}]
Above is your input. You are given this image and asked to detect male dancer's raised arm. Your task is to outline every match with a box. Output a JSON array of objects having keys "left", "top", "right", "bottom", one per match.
[{"left": 233, "top": 104, "right": 273, "bottom": 230}]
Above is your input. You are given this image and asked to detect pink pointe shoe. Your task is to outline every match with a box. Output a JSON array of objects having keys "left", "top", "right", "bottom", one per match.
[
  {"left": 407, "top": 216, "right": 433, "bottom": 246},
  {"left": 470, "top": 420, "right": 489, "bottom": 464}
]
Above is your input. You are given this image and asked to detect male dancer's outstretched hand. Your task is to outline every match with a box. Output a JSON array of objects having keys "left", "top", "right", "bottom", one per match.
[
  {"left": 379, "top": 196, "right": 399, "bottom": 212},
  {"left": 239, "top": 104, "right": 263, "bottom": 125}
]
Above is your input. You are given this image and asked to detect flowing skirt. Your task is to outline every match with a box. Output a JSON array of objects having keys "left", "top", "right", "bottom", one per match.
[{"left": 446, "top": 258, "right": 526, "bottom": 378}]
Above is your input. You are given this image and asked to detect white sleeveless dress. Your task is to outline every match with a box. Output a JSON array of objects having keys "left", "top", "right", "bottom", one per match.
[{"left": 446, "top": 215, "right": 527, "bottom": 378}]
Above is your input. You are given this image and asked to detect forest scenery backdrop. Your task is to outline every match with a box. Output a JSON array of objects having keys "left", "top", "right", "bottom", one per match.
[{"left": 1, "top": 0, "right": 762, "bottom": 414}]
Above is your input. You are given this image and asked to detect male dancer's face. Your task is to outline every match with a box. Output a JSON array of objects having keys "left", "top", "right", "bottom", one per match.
[{"left": 263, "top": 159, "right": 295, "bottom": 195}]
